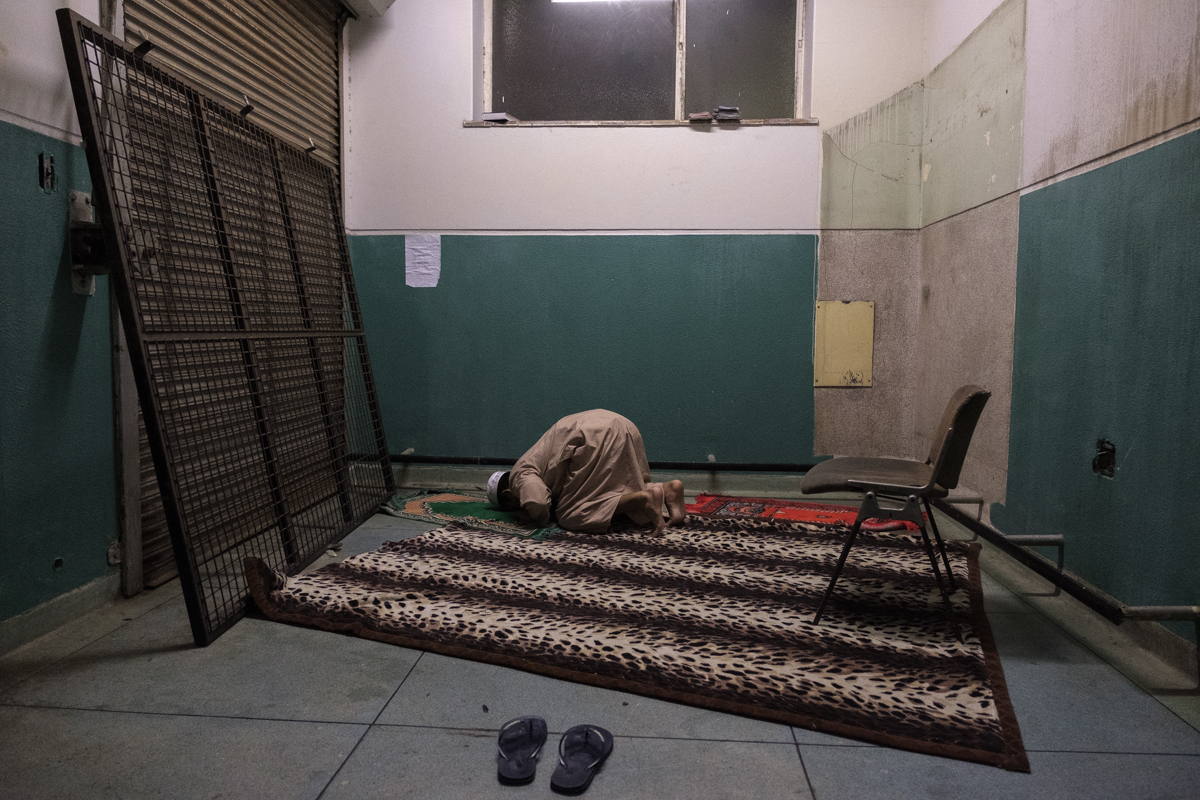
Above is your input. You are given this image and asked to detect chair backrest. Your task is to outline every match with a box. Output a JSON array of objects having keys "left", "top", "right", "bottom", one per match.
[{"left": 925, "top": 385, "right": 990, "bottom": 491}]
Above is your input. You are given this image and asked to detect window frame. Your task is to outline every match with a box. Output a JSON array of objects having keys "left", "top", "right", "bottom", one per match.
[{"left": 473, "top": 0, "right": 815, "bottom": 126}]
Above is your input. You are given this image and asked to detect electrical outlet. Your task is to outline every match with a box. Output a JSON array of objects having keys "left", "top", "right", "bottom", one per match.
[
  {"left": 38, "top": 152, "right": 56, "bottom": 193},
  {"left": 1092, "top": 439, "right": 1116, "bottom": 478}
]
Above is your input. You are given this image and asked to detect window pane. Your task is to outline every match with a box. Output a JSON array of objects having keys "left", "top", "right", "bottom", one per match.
[
  {"left": 492, "top": 0, "right": 677, "bottom": 121},
  {"left": 685, "top": 0, "right": 796, "bottom": 119}
]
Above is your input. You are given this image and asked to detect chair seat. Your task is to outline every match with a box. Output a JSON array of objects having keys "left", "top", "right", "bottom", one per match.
[{"left": 800, "top": 456, "right": 947, "bottom": 498}]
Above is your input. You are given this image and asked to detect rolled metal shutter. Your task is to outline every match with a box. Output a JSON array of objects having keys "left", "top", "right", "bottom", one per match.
[
  {"left": 123, "top": 0, "right": 345, "bottom": 172},
  {"left": 121, "top": 0, "right": 347, "bottom": 588}
]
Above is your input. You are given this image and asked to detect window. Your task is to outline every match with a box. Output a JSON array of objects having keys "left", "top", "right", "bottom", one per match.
[{"left": 482, "top": 0, "right": 814, "bottom": 123}]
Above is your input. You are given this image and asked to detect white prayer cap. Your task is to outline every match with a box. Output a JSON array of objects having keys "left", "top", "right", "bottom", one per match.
[{"left": 487, "top": 470, "right": 511, "bottom": 508}]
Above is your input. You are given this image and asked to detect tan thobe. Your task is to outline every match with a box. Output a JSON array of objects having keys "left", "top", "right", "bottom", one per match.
[{"left": 508, "top": 409, "right": 653, "bottom": 533}]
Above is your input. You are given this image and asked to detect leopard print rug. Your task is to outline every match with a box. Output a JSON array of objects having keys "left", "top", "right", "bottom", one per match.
[{"left": 245, "top": 515, "right": 1028, "bottom": 771}]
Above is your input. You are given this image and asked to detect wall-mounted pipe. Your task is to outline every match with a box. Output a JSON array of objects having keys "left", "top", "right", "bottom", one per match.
[
  {"left": 934, "top": 498, "right": 1199, "bottom": 683},
  {"left": 1122, "top": 606, "right": 1200, "bottom": 622},
  {"left": 931, "top": 498, "right": 1124, "bottom": 623}
]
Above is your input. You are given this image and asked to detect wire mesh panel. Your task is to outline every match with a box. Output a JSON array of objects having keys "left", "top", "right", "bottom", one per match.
[{"left": 58, "top": 10, "right": 394, "bottom": 646}]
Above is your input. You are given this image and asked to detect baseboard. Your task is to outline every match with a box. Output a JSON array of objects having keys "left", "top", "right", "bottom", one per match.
[
  {"left": 1118, "top": 616, "right": 1200, "bottom": 683},
  {"left": 0, "top": 573, "right": 122, "bottom": 657},
  {"left": 389, "top": 463, "right": 815, "bottom": 500}
]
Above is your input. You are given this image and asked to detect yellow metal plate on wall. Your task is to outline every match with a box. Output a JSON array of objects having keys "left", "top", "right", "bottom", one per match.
[{"left": 814, "top": 300, "right": 874, "bottom": 387}]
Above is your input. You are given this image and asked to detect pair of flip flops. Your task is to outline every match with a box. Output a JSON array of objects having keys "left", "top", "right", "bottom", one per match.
[{"left": 497, "top": 716, "right": 613, "bottom": 795}]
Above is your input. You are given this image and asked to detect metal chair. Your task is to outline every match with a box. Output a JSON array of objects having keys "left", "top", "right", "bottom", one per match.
[{"left": 801, "top": 385, "right": 990, "bottom": 623}]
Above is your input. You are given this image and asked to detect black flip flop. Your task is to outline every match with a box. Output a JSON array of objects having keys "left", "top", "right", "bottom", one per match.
[
  {"left": 549, "top": 724, "right": 613, "bottom": 795},
  {"left": 496, "top": 715, "right": 549, "bottom": 785}
]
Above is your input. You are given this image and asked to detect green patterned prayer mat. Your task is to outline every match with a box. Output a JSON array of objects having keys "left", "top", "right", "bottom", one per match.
[
  {"left": 381, "top": 489, "right": 562, "bottom": 541},
  {"left": 247, "top": 515, "right": 1029, "bottom": 771}
]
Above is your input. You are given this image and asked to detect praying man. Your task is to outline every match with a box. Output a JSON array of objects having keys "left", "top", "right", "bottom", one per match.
[{"left": 488, "top": 409, "right": 686, "bottom": 535}]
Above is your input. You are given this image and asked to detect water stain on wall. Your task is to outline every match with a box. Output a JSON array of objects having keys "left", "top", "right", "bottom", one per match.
[
  {"left": 921, "top": 0, "right": 1026, "bottom": 226},
  {"left": 1032, "top": 0, "right": 1200, "bottom": 183},
  {"left": 1117, "top": 23, "right": 1200, "bottom": 155}
]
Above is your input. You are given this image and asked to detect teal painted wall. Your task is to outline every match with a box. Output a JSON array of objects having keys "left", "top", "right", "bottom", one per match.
[
  {"left": 994, "top": 131, "right": 1200, "bottom": 637},
  {"left": 0, "top": 121, "right": 117, "bottom": 621},
  {"left": 349, "top": 234, "right": 818, "bottom": 464}
]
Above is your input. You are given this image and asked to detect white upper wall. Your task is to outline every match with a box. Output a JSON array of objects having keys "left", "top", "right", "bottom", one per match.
[
  {"left": 810, "top": 0, "right": 926, "bottom": 131},
  {"left": 1023, "top": 0, "right": 1200, "bottom": 185},
  {"left": 923, "top": 0, "right": 1007, "bottom": 75},
  {"left": 810, "top": 0, "right": 1010, "bottom": 131},
  {"left": 344, "top": 0, "right": 821, "bottom": 233},
  {"left": 0, "top": 0, "right": 100, "bottom": 143}
]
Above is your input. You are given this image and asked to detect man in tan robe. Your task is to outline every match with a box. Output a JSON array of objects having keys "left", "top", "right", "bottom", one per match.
[{"left": 494, "top": 410, "right": 686, "bottom": 535}]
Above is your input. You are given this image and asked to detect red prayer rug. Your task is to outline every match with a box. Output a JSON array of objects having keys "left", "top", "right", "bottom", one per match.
[{"left": 688, "top": 494, "right": 922, "bottom": 532}]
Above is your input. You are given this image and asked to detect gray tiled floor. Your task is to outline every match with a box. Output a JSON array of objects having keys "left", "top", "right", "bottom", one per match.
[{"left": 2, "top": 512, "right": 1199, "bottom": 799}]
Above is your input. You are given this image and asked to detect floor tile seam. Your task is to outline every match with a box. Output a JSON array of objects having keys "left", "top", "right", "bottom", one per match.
[
  {"left": 795, "top": 748, "right": 818, "bottom": 800},
  {"left": 0, "top": 588, "right": 185, "bottom": 695},
  {"left": 787, "top": 742, "right": 1200, "bottom": 757},
  {"left": 316, "top": 652, "right": 434, "bottom": 800},
  {"left": 315, "top": 654, "right": 428, "bottom": 800},
  {"left": 366, "top": 721, "right": 802, "bottom": 746},
  {"left": 0, "top": 701, "right": 374, "bottom": 728},
  {"left": 602, "top": 733, "right": 848, "bottom": 747},
  {"left": 1015, "top": 596, "right": 1200, "bottom": 730},
  {"left": 1158, "top": 704, "right": 1200, "bottom": 736},
  {"left": 369, "top": 650, "right": 424, "bottom": 726},
  {"left": 316, "top": 727, "right": 375, "bottom": 799},
  {"left": 789, "top": 726, "right": 819, "bottom": 799},
  {"left": 1020, "top": 748, "right": 1200, "bottom": 758}
]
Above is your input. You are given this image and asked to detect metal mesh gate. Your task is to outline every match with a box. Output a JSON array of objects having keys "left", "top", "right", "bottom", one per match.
[{"left": 58, "top": 10, "right": 394, "bottom": 646}]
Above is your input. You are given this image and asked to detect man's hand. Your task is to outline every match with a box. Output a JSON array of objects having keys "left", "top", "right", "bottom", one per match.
[{"left": 523, "top": 501, "right": 551, "bottom": 527}]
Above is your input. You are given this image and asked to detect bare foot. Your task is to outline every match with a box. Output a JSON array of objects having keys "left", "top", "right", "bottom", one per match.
[
  {"left": 615, "top": 484, "right": 666, "bottom": 535},
  {"left": 662, "top": 479, "right": 686, "bottom": 526},
  {"left": 647, "top": 482, "right": 666, "bottom": 536}
]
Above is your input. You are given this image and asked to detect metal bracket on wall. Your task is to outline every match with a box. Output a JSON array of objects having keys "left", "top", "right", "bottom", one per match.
[
  {"left": 1121, "top": 606, "right": 1200, "bottom": 686},
  {"left": 69, "top": 191, "right": 110, "bottom": 296},
  {"left": 1003, "top": 533, "right": 1066, "bottom": 595},
  {"left": 945, "top": 494, "right": 985, "bottom": 521}
]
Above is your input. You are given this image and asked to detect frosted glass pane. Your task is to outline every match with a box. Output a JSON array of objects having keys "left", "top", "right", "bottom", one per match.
[
  {"left": 492, "top": 0, "right": 676, "bottom": 121},
  {"left": 685, "top": 0, "right": 796, "bottom": 119}
]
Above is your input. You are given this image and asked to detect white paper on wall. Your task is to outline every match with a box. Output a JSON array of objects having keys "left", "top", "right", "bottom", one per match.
[{"left": 405, "top": 234, "right": 442, "bottom": 287}]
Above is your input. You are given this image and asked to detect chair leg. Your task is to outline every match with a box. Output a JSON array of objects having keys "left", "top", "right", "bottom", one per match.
[
  {"left": 812, "top": 518, "right": 864, "bottom": 625},
  {"left": 916, "top": 522, "right": 956, "bottom": 617},
  {"left": 923, "top": 499, "right": 957, "bottom": 592}
]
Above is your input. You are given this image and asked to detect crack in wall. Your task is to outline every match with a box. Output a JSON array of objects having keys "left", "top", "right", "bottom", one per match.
[{"left": 826, "top": 134, "right": 915, "bottom": 186}]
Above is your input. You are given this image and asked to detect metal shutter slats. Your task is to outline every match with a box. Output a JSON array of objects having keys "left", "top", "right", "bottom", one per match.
[{"left": 124, "top": 0, "right": 342, "bottom": 168}]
